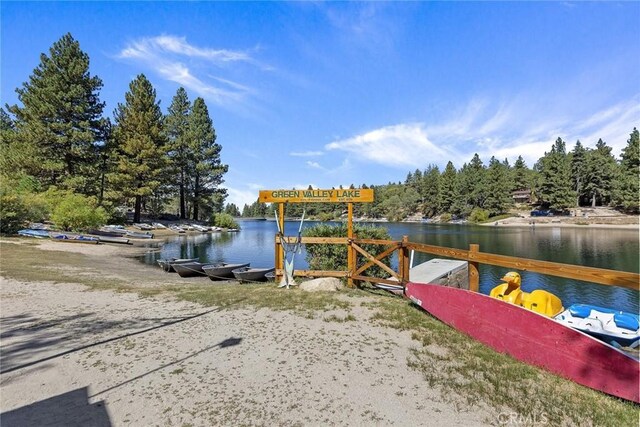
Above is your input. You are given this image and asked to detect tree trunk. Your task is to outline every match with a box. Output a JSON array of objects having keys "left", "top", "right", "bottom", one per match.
[
  {"left": 179, "top": 169, "right": 186, "bottom": 219},
  {"left": 134, "top": 195, "right": 142, "bottom": 223},
  {"left": 193, "top": 175, "right": 200, "bottom": 221}
]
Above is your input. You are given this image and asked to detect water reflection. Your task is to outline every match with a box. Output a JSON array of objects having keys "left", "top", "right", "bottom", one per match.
[{"left": 139, "top": 220, "right": 639, "bottom": 313}]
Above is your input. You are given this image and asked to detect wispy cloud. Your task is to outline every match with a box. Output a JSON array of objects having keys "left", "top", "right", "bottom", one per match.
[
  {"left": 325, "top": 123, "right": 457, "bottom": 169},
  {"left": 290, "top": 150, "right": 324, "bottom": 157},
  {"left": 324, "top": 94, "right": 639, "bottom": 171},
  {"left": 117, "top": 35, "right": 264, "bottom": 107},
  {"left": 306, "top": 161, "right": 324, "bottom": 170}
]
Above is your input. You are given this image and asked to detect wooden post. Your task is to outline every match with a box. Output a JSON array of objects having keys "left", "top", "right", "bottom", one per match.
[
  {"left": 347, "top": 202, "right": 354, "bottom": 288},
  {"left": 401, "top": 235, "right": 410, "bottom": 284},
  {"left": 469, "top": 243, "right": 480, "bottom": 292},
  {"left": 275, "top": 203, "right": 285, "bottom": 281}
]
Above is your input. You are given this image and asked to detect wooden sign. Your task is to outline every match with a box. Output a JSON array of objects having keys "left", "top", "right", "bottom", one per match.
[{"left": 259, "top": 188, "right": 374, "bottom": 203}]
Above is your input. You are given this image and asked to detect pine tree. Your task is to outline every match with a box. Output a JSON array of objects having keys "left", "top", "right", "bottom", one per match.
[
  {"left": 512, "top": 155, "right": 531, "bottom": 191},
  {"left": 584, "top": 139, "right": 617, "bottom": 207},
  {"left": 108, "top": 74, "right": 167, "bottom": 223},
  {"left": 188, "top": 98, "right": 228, "bottom": 221},
  {"left": 165, "top": 87, "right": 192, "bottom": 219},
  {"left": 484, "top": 157, "right": 513, "bottom": 216},
  {"left": 439, "top": 161, "right": 458, "bottom": 213},
  {"left": 538, "top": 138, "right": 576, "bottom": 211},
  {"left": 570, "top": 141, "right": 588, "bottom": 206},
  {"left": 7, "top": 33, "right": 106, "bottom": 194},
  {"left": 612, "top": 128, "right": 639, "bottom": 213},
  {"left": 421, "top": 164, "right": 441, "bottom": 217}
]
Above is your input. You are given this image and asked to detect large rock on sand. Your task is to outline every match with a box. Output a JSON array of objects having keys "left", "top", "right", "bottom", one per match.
[{"left": 299, "top": 278, "right": 344, "bottom": 292}]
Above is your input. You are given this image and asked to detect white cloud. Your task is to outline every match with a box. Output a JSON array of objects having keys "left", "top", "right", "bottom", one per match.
[
  {"left": 117, "top": 35, "right": 261, "bottom": 107},
  {"left": 306, "top": 161, "right": 324, "bottom": 170},
  {"left": 224, "top": 185, "right": 260, "bottom": 208},
  {"left": 290, "top": 151, "right": 324, "bottom": 157},
  {"left": 323, "top": 94, "right": 639, "bottom": 172},
  {"left": 325, "top": 123, "right": 455, "bottom": 168}
]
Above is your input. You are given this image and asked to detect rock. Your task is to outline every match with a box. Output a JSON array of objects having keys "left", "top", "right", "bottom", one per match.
[{"left": 299, "top": 277, "right": 344, "bottom": 292}]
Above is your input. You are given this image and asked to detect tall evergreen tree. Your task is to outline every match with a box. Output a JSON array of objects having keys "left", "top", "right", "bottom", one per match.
[
  {"left": 439, "top": 161, "right": 458, "bottom": 213},
  {"left": 165, "top": 87, "right": 192, "bottom": 219},
  {"left": 612, "top": 128, "right": 639, "bottom": 213},
  {"left": 485, "top": 157, "right": 513, "bottom": 216},
  {"left": 7, "top": 33, "right": 106, "bottom": 194},
  {"left": 108, "top": 74, "right": 166, "bottom": 223},
  {"left": 421, "top": 164, "right": 441, "bottom": 217},
  {"left": 570, "top": 140, "right": 588, "bottom": 206},
  {"left": 188, "top": 97, "right": 228, "bottom": 221},
  {"left": 584, "top": 139, "right": 617, "bottom": 207},
  {"left": 538, "top": 138, "right": 575, "bottom": 210},
  {"left": 512, "top": 155, "right": 531, "bottom": 191}
]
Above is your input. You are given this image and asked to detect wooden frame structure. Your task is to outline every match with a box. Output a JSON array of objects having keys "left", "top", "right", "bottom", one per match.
[{"left": 275, "top": 235, "right": 640, "bottom": 292}]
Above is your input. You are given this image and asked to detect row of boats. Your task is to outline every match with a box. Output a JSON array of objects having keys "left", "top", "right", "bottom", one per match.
[
  {"left": 133, "top": 222, "right": 239, "bottom": 234},
  {"left": 159, "top": 258, "right": 275, "bottom": 283}
]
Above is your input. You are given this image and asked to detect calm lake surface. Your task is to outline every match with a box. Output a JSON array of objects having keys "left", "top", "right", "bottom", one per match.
[{"left": 140, "top": 220, "right": 639, "bottom": 313}]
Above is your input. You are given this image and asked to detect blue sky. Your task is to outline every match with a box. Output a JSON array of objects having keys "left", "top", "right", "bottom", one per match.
[{"left": 2, "top": 2, "right": 639, "bottom": 208}]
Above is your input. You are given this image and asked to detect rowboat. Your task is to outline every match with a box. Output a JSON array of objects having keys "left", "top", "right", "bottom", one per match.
[
  {"left": 405, "top": 282, "right": 640, "bottom": 403},
  {"left": 202, "top": 262, "right": 250, "bottom": 280},
  {"left": 51, "top": 234, "right": 100, "bottom": 244},
  {"left": 17, "top": 229, "right": 50, "bottom": 238},
  {"left": 158, "top": 258, "right": 199, "bottom": 273},
  {"left": 95, "top": 235, "right": 130, "bottom": 245},
  {"left": 232, "top": 266, "right": 275, "bottom": 283},
  {"left": 555, "top": 304, "right": 640, "bottom": 349},
  {"left": 172, "top": 261, "right": 207, "bottom": 277},
  {"left": 125, "top": 230, "right": 154, "bottom": 239},
  {"left": 90, "top": 229, "right": 126, "bottom": 237}
]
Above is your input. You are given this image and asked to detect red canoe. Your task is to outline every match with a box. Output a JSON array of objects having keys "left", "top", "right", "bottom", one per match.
[{"left": 405, "top": 282, "right": 640, "bottom": 403}]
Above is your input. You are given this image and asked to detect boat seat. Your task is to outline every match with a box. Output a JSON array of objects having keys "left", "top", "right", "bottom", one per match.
[
  {"left": 613, "top": 313, "right": 639, "bottom": 332},
  {"left": 568, "top": 304, "right": 598, "bottom": 318}
]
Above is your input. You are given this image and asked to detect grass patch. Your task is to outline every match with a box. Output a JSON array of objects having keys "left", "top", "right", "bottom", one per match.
[
  {"left": 0, "top": 241, "right": 128, "bottom": 291},
  {"left": 363, "top": 294, "right": 639, "bottom": 427}
]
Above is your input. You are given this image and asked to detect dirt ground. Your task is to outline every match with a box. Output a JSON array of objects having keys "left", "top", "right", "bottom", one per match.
[{"left": 0, "top": 241, "right": 491, "bottom": 426}]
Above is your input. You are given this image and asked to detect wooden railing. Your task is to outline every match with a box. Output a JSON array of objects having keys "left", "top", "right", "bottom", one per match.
[{"left": 276, "top": 236, "right": 640, "bottom": 292}]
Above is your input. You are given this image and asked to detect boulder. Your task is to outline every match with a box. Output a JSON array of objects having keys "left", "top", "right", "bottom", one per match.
[{"left": 299, "top": 277, "right": 344, "bottom": 292}]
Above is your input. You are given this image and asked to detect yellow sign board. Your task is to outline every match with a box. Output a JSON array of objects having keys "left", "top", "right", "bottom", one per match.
[{"left": 260, "top": 188, "right": 374, "bottom": 203}]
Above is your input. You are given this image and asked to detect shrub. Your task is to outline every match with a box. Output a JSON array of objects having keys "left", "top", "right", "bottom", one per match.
[
  {"left": 469, "top": 208, "right": 489, "bottom": 223},
  {"left": 302, "top": 223, "right": 392, "bottom": 280},
  {"left": 0, "top": 189, "right": 29, "bottom": 234},
  {"left": 212, "top": 212, "right": 240, "bottom": 229},
  {"left": 50, "top": 193, "right": 108, "bottom": 231}
]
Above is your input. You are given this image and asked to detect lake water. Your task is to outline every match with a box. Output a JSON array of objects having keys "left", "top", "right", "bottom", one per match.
[{"left": 139, "top": 220, "right": 640, "bottom": 313}]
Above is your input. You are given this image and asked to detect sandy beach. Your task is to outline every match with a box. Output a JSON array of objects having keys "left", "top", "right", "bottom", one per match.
[{"left": 0, "top": 240, "right": 491, "bottom": 426}]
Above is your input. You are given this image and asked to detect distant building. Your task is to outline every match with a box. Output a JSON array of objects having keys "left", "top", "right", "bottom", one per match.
[{"left": 512, "top": 189, "right": 531, "bottom": 204}]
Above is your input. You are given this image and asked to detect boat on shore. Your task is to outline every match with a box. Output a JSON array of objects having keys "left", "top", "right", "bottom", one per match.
[
  {"left": 405, "top": 282, "right": 640, "bottom": 403},
  {"left": 158, "top": 258, "right": 199, "bottom": 273},
  {"left": 555, "top": 304, "right": 640, "bottom": 349},
  {"left": 95, "top": 235, "right": 130, "bottom": 245},
  {"left": 51, "top": 234, "right": 100, "bottom": 244},
  {"left": 125, "top": 230, "right": 154, "bottom": 239},
  {"left": 17, "top": 229, "right": 50, "bottom": 239},
  {"left": 232, "top": 266, "right": 275, "bottom": 283},
  {"left": 202, "top": 262, "right": 250, "bottom": 280},
  {"left": 172, "top": 261, "right": 207, "bottom": 277}
]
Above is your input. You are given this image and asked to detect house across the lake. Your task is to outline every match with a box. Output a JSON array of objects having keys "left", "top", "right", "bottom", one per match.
[{"left": 512, "top": 189, "right": 531, "bottom": 204}]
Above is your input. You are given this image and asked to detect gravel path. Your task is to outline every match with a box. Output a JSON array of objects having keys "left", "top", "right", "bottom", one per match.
[{"left": 0, "top": 277, "right": 489, "bottom": 426}]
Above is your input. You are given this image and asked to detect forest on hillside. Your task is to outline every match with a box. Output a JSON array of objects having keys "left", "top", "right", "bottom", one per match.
[{"left": 236, "top": 132, "right": 639, "bottom": 222}]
